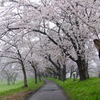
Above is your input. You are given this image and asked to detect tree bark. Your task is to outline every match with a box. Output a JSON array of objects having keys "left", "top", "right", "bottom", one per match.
[
  {"left": 76, "top": 56, "right": 89, "bottom": 81},
  {"left": 38, "top": 72, "right": 41, "bottom": 82},
  {"left": 62, "top": 64, "right": 66, "bottom": 81},
  {"left": 34, "top": 69, "right": 38, "bottom": 84},
  {"left": 58, "top": 68, "right": 61, "bottom": 80},
  {"left": 17, "top": 49, "right": 28, "bottom": 87},
  {"left": 7, "top": 77, "right": 10, "bottom": 85},
  {"left": 22, "top": 63, "right": 28, "bottom": 87},
  {"left": 70, "top": 67, "right": 73, "bottom": 78},
  {"left": 76, "top": 68, "right": 79, "bottom": 78},
  {"left": 98, "top": 73, "right": 100, "bottom": 78}
]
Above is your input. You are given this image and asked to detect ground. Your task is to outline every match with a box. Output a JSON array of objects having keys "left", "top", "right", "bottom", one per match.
[{"left": 28, "top": 79, "right": 69, "bottom": 100}]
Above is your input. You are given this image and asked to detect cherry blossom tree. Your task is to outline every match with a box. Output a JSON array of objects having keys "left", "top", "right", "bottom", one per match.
[
  {"left": 32, "top": 0, "right": 100, "bottom": 80},
  {"left": 0, "top": 0, "right": 99, "bottom": 82}
]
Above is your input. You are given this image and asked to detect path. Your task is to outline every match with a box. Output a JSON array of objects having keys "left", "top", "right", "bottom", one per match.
[{"left": 28, "top": 79, "right": 69, "bottom": 100}]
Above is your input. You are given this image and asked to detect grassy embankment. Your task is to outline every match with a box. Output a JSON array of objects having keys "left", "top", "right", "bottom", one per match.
[
  {"left": 0, "top": 78, "right": 44, "bottom": 100},
  {"left": 48, "top": 77, "right": 100, "bottom": 100}
]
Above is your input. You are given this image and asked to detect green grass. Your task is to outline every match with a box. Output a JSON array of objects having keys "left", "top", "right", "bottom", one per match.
[
  {"left": 0, "top": 78, "right": 44, "bottom": 100},
  {"left": 0, "top": 80, "right": 24, "bottom": 93},
  {"left": 48, "top": 77, "right": 100, "bottom": 100}
]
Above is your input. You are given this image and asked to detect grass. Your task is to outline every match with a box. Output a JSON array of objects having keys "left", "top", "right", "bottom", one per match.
[
  {"left": 0, "top": 80, "right": 24, "bottom": 93},
  {"left": 48, "top": 77, "right": 100, "bottom": 100},
  {"left": 0, "top": 78, "right": 44, "bottom": 100}
]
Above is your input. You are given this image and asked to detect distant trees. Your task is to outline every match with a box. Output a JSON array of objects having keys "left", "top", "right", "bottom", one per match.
[{"left": 1, "top": 65, "right": 18, "bottom": 85}]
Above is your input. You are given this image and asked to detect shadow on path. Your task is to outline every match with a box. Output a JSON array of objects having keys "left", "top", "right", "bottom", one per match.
[{"left": 28, "top": 79, "right": 69, "bottom": 100}]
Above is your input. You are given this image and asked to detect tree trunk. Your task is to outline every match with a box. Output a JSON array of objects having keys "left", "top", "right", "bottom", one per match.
[
  {"left": 76, "top": 68, "right": 79, "bottom": 78},
  {"left": 73, "top": 74, "right": 76, "bottom": 81},
  {"left": 58, "top": 68, "right": 61, "bottom": 80},
  {"left": 63, "top": 64, "right": 66, "bottom": 81},
  {"left": 34, "top": 70, "right": 37, "bottom": 84},
  {"left": 21, "top": 63, "right": 28, "bottom": 87},
  {"left": 76, "top": 56, "right": 89, "bottom": 81},
  {"left": 70, "top": 67, "right": 73, "bottom": 78},
  {"left": 61, "top": 65, "right": 66, "bottom": 81},
  {"left": 17, "top": 49, "right": 28, "bottom": 87},
  {"left": 7, "top": 77, "right": 10, "bottom": 85},
  {"left": 38, "top": 72, "right": 41, "bottom": 82},
  {"left": 98, "top": 73, "right": 100, "bottom": 78}
]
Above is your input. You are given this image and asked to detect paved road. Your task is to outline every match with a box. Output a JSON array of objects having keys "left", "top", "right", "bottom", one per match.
[{"left": 28, "top": 79, "right": 69, "bottom": 100}]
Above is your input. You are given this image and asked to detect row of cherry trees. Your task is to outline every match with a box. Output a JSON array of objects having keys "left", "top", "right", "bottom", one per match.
[{"left": 0, "top": 0, "right": 100, "bottom": 86}]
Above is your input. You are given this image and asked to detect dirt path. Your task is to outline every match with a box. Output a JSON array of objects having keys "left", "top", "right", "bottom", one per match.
[{"left": 28, "top": 79, "right": 69, "bottom": 100}]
